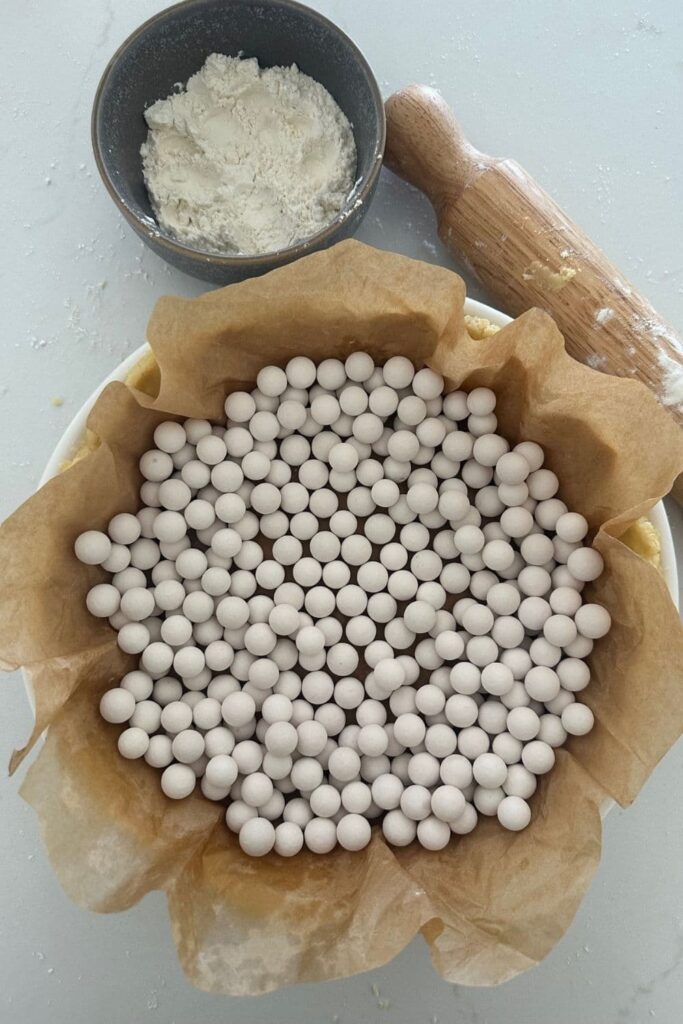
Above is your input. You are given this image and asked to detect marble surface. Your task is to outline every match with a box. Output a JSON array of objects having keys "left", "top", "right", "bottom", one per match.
[{"left": 1, "top": 1, "right": 681, "bottom": 1021}]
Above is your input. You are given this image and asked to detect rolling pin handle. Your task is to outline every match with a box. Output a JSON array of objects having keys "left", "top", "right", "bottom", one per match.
[{"left": 384, "top": 85, "right": 492, "bottom": 213}]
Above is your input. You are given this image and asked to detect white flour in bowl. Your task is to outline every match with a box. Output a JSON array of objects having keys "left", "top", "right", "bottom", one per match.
[{"left": 140, "top": 54, "right": 357, "bottom": 256}]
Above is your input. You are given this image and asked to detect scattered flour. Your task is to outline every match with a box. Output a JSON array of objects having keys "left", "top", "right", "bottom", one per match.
[
  {"left": 658, "top": 350, "right": 683, "bottom": 411},
  {"left": 141, "top": 54, "right": 357, "bottom": 256},
  {"left": 594, "top": 306, "right": 615, "bottom": 326},
  {"left": 628, "top": 314, "right": 683, "bottom": 411}
]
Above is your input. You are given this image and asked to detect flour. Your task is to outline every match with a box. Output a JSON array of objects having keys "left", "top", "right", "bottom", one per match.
[
  {"left": 141, "top": 54, "right": 357, "bottom": 256},
  {"left": 593, "top": 306, "right": 615, "bottom": 327},
  {"left": 658, "top": 350, "right": 683, "bottom": 412}
]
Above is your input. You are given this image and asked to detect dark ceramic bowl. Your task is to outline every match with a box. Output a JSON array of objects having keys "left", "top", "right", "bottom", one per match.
[{"left": 92, "top": 0, "right": 385, "bottom": 285}]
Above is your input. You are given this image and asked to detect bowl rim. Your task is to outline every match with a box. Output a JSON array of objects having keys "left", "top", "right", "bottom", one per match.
[
  {"left": 37, "top": 296, "right": 679, "bottom": 608},
  {"left": 90, "top": 0, "right": 387, "bottom": 268}
]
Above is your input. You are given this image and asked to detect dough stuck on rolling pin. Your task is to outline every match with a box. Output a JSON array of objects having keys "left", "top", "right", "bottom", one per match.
[{"left": 522, "top": 261, "right": 578, "bottom": 293}]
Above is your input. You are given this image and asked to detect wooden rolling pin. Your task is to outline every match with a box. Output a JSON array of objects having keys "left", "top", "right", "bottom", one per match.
[{"left": 384, "top": 85, "right": 683, "bottom": 434}]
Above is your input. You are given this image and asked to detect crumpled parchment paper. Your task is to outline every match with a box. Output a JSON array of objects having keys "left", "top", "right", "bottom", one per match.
[{"left": 1, "top": 240, "right": 682, "bottom": 995}]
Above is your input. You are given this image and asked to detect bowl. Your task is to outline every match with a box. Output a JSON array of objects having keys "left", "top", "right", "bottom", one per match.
[{"left": 91, "top": 0, "right": 385, "bottom": 285}]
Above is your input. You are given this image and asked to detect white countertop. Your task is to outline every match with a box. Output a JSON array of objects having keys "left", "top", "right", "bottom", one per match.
[{"left": 1, "top": 1, "right": 681, "bottom": 1021}]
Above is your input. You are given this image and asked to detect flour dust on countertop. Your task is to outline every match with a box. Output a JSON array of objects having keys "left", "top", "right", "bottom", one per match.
[{"left": 141, "top": 54, "right": 357, "bottom": 256}]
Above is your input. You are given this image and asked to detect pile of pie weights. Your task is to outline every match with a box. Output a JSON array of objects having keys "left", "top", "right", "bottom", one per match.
[{"left": 77, "top": 352, "right": 611, "bottom": 858}]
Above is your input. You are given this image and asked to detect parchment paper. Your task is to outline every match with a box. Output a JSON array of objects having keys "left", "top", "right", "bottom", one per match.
[{"left": 2, "top": 240, "right": 682, "bottom": 995}]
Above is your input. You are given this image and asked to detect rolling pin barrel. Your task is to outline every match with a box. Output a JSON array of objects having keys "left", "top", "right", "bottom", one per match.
[{"left": 384, "top": 85, "right": 683, "bottom": 434}]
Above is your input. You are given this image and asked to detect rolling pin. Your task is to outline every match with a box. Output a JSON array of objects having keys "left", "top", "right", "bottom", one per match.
[{"left": 384, "top": 86, "right": 683, "bottom": 436}]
